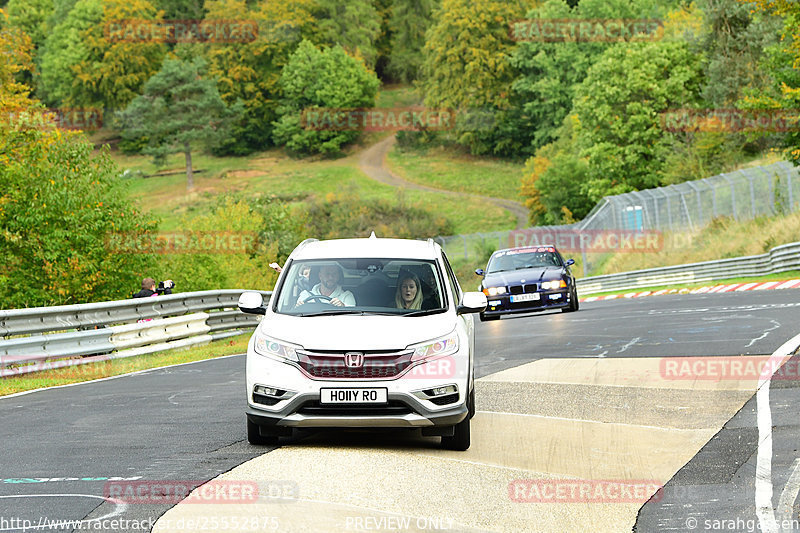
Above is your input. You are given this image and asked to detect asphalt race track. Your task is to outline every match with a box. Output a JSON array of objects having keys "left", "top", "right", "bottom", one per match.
[{"left": 2, "top": 289, "right": 800, "bottom": 532}]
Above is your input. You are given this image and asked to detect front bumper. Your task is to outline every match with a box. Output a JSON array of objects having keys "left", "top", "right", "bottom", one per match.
[
  {"left": 247, "top": 393, "right": 467, "bottom": 428},
  {"left": 246, "top": 347, "right": 471, "bottom": 430},
  {"left": 483, "top": 290, "right": 570, "bottom": 316}
]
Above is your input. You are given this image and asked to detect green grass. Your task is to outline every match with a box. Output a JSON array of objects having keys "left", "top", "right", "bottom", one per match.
[
  {"left": 376, "top": 85, "right": 422, "bottom": 108},
  {"left": 596, "top": 211, "right": 800, "bottom": 276},
  {"left": 386, "top": 146, "right": 526, "bottom": 202},
  {"left": 579, "top": 271, "right": 800, "bottom": 298},
  {"left": 0, "top": 333, "right": 251, "bottom": 396},
  {"left": 114, "top": 147, "right": 516, "bottom": 235}
]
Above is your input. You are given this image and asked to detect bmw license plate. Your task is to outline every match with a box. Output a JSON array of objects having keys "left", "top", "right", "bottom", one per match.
[
  {"left": 510, "top": 293, "right": 540, "bottom": 303},
  {"left": 320, "top": 388, "right": 388, "bottom": 404}
]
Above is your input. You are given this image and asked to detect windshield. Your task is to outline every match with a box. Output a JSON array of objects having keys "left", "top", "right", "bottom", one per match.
[
  {"left": 273, "top": 258, "right": 447, "bottom": 316},
  {"left": 487, "top": 248, "right": 563, "bottom": 273}
]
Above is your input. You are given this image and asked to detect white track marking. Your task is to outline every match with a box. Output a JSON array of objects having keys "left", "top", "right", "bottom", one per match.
[
  {"left": 617, "top": 337, "right": 641, "bottom": 354},
  {"left": 755, "top": 333, "right": 800, "bottom": 533},
  {"left": 747, "top": 320, "right": 782, "bottom": 348},
  {"left": 778, "top": 459, "right": 800, "bottom": 529}
]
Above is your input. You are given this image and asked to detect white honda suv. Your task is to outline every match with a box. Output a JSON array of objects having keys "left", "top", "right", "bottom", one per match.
[{"left": 238, "top": 236, "right": 487, "bottom": 450}]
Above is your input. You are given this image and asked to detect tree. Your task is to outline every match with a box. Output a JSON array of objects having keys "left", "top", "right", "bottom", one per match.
[
  {"left": 572, "top": 41, "right": 704, "bottom": 200},
  {"left": 37, "top": 0, "right": 101, "bottom": 106},
  {"left": 387, "top": 0, "right": 437, "bottom": 82},
  {"left": 71, "top": 0, "right": 167, "bottom": 110},
  {"left": 746, "top": 0, "right": 800, "bottom": 165},
  {"left": 314, "top": 0, "right": 381, "bottom": 70},
  {"left": 5, "top": 0, "right": 53, "bottom": 50},
  {"left": 272, "top": 40, "right": 380, "bottom": 157},
  {"left": 158, "top": 0, "right": 205, "bottom": 19},
  {"left": 1, "top": 31, "right": 155, "bottom": 307},
  {"left": 699, "top": 0, "right": 781, "bottom": 107},
  {"left": 510, "top": 0, "right": 667, "bottom": 154},
  {"left": 421, "top": 0, "right": 532, "bottom": 111},
  {"left": 202, "top": 0, "right": 318, "bottom": 154},
  {"left": 117, "top": 57, "right": 243, "bottom": 189}
]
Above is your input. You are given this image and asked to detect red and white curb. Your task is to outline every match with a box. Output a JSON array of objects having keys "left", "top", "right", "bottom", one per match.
[{"left": 580, "top": 279, "right": 800, "bottom": 302}]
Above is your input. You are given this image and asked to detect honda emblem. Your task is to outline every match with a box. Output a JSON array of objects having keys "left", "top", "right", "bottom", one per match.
[{"left": 344, "top": 352, "right": 365, "bottom": 368}]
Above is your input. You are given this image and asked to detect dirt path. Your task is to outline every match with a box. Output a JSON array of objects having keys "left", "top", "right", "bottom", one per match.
[{"left": 358, "top": 135, "right": 530, "bottom": 229}]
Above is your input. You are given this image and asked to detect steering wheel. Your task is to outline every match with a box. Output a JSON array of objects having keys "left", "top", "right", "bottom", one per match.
[{"left": 303, "top": 295, "right": 333, "bottom": 304}]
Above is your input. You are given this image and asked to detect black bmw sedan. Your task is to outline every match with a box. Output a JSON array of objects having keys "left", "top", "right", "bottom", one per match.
[{"left": 475, "top": 245, "right": 578, "bottom": 321}]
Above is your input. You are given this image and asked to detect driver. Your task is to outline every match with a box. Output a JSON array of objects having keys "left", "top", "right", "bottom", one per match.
[{"left": 296, "top": 264, "right": 356, "bottom": 307}]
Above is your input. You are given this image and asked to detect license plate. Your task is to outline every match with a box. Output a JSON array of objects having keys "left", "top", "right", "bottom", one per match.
[
  {"left": 511, "top": 293, "right": 540, "bottom": 303},
  {"left": 320, "top": 388, "right": 388, "bottom": 404}
]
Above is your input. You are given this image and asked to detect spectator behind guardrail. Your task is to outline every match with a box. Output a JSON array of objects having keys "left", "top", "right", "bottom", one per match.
[{"left": 132, "top": 277, "right": 174, "bottom": 298}]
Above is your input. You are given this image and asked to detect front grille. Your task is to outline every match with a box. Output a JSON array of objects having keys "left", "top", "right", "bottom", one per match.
[
  {"left": 297, "top": 400, "right": 412, "bottom": 417},
  {"left": 509, "top": 284, "right": 538, "bottom": 294},
  {"left": 429, "top": 393, "right": 459, "bottom": 406},
  {"left": 297, "top": 350, "right": 413, "bottom": 379}
]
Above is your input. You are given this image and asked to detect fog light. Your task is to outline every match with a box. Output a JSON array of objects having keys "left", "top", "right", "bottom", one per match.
[
  {"left": 421, "top": 384, "right": 457, "bottom": 397},
  {"left": 254, "top": 385, "right": 283, "bottom": 397}
]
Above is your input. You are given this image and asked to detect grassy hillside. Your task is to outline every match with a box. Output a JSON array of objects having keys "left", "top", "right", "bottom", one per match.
[
  {"left": 386, "top": 147, "right": 526, "bottom": 201},
  {"left": 591, "top": 211, "right": 800, "bottom": 276}
]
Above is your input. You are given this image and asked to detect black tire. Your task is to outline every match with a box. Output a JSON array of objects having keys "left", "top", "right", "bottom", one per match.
[
  {"left": 247, "top": 418, "right": 280, "bottom": 445},
  {"left": 561, "top": 288, "right": 579, "bottom": 313},
  {"left": 479, "top": 312, "right": 500, "bottom": 322},
  {"left": 468, "top": 386, "right": 476, "bottom": 419},
  {"left": 441, "top": 416, "right": 470, "bottom": 451}
]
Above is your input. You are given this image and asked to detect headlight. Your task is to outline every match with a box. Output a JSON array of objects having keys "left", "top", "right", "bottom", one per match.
[
  {"left": 410, "top": 332, "right": 459, "bottom": 361},
  {"left": 482, "top": 286, "right": 507, "bottom": 296},
  {"left": 253, "top": 332, "right": 299, "bottom": 361},
  {"left": 541, "top": 280, "right": 567, "bottom": 290}
]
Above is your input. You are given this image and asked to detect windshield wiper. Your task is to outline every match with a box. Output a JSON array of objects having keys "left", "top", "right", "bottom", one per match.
[
  {"left": 403, "top": 308, "right": 446, "bottom": 317},
  {"left": 297, "top": 309, "right": 365, "bottom": 317}
]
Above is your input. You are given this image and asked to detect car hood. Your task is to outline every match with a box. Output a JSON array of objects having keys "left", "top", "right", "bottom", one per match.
[
  {"left": 482, "top": 267, "right": 564, "bottom": 287},
  {"left": 259, "top": 312, "right": 456, "bottom": 351}
]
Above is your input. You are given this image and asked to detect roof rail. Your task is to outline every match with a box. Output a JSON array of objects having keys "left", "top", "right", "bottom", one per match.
[{"left": 296, "top": 238, "right": 319, "bottom": 250}]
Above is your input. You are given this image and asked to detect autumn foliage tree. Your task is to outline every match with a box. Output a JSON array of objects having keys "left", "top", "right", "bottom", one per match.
[{"left": 1, "top": 26, "right": 155, "bottom": 307}]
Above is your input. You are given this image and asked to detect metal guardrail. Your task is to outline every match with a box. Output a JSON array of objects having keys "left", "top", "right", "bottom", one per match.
[
  {"left": 576, "top": 241, "right": 800, "bottom": 295},
  {"left": 0, "top": 290, "right": 270, "bottom": 376}
]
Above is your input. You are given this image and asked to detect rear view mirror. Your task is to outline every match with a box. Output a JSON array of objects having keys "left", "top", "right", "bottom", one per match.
[
  {"left": 475, "top": 268, "right": 485, "bottom": 276},
  {"left": 565, "top": 259, "right": 575, "bottom": 266},
  {"left": 238, "top": 291, "right": 266, "bottom": 315}
]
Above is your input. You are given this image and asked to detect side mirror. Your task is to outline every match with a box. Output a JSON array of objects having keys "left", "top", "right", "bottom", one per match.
[
  {"left": 565, "top": 259, "right": 575, "bottom": 267},
  {"left": 475, "top": 268, "right": 485, "bottom": 276},
  {"left": 457, "top": 291, "right": 488, "bottom": 315},
  {"left": 238, "top": 291, "right": 266, "bottom": 315}
]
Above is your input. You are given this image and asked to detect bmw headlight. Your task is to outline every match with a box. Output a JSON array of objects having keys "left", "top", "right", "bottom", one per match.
[
  {"left": 482, "top": 286, "right": 507, "bottom": 296},
  {"left": 410, "top": 332, "right": 460, "bottom": 361},
  {"left": 253, "top": 332, "right": 299, "bottom": 361},
  {"left": 541, "top": 280, "right": 567, "bottom": 290}
]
